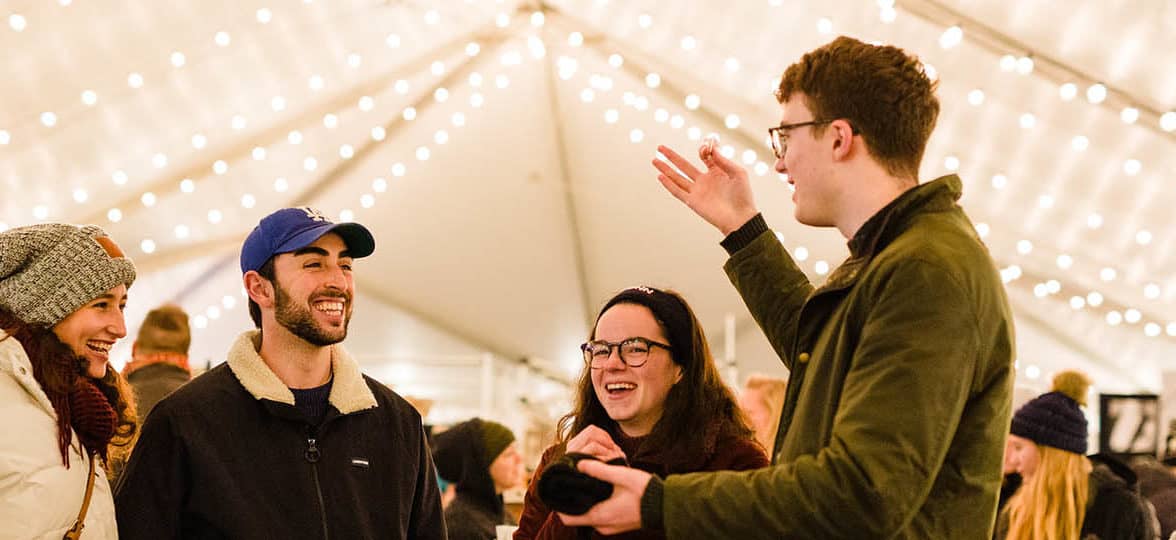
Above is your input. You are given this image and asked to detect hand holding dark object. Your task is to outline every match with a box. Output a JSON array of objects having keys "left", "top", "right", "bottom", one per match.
[{"left": 536, "top": 452, "right": 628, "bottom": 515}]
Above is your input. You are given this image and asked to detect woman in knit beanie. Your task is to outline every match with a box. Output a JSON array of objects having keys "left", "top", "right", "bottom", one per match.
[
  {"left": 997, "top": 370, "right": 1157, "bottom": 540},
  {"left": 431, "top": 418, "right": 523, "bottom": 540},
  {"left": 0, "top": 223, "right": 138, "bottom": 539}
]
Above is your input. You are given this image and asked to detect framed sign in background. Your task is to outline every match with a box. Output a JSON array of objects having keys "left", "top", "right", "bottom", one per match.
[{"left": 1098, "top": 394, "right": 1161, "bottom": 457}]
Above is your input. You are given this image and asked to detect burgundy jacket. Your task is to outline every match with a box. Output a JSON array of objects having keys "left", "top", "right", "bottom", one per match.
[{"left": 515, "top": 427, "right": 768, "bottom": 540}]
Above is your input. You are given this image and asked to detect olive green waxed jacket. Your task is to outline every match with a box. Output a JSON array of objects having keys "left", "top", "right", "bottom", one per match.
[{"left": 662, "top": 175, "right": 1015, "bottom": 539}]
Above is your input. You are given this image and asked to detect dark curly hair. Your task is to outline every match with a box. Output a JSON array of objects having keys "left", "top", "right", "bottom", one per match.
[{"left": 777, "top": 35, "right": 940, "bottom": 180}]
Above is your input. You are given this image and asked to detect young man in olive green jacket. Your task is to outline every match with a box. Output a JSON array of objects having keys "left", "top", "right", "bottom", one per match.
[{"left": 560, "top": 36, "right": 1015, "bottom": 539}]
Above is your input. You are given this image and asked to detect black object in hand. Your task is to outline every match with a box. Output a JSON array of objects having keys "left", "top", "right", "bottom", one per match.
[{"left": 536, "top": 452, "right": 628, "bottom": 515}]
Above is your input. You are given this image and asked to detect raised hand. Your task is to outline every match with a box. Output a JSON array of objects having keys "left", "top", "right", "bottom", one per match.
[{"left": 652, "top": 143, "right": 759, "bottom": 236}]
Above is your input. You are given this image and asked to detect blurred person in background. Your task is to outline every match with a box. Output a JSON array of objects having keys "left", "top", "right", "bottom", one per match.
[
  {"left": 122, "top": 304, "right": 191, "bottom": 420},
  {"left": 1, "top": 223, "right": 138, "bottom": 539},
  {"left": 998, "top": 370, "right": 1156, "bottom": 540},
  {"left": 514, "top": 286, "right": 768, "bottom": 540},
  {"left": 1129, "top": 457, "right": 1176, "bottom": 539},
  {"left": 738, "top": 374, "right": 787, "bottom": 453},
  {"left": 433, "top": 418, "right": 524, "bottom": 539}
]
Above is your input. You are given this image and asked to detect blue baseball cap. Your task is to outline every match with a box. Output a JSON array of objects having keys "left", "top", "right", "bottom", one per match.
[{"left": 240, "top": 207, "right": 375, "bottom": 273}]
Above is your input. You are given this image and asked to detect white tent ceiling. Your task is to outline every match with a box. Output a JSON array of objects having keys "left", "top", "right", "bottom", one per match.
[{"left": 2, "top": 0, "right": 1174, "bottom": 422}]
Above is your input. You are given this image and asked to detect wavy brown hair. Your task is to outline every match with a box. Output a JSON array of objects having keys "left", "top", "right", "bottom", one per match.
[
  {"left": 556, "top": 287, "right": 753, "bottom": 469},
  {"left": 0, "top": 306, "right": 137, "bottom": 467}
]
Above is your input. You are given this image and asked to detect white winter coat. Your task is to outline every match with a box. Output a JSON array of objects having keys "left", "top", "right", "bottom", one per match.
[{"left": 0, "top": 329, "right": 118, "bottom": 539}]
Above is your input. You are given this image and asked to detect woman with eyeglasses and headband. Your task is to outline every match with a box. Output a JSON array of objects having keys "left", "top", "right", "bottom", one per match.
[{"left": 514, "top": 286, "right": 768, "bottom": 539}]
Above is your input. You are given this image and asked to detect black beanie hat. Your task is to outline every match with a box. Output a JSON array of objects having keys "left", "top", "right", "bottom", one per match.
[
  {"left": 479, "top": 419, "right": 515, "bottom": 465},
  {"left": 1010, "top": 370, "right": 1091, "bottom": 455}
]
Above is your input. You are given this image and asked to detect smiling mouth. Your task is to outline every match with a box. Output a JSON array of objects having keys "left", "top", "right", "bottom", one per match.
[
  {"left": 86, "top": 341, "right": 112, "bottom": 357},
  {"left": 313, "top": 299, "right": 345, "bottom": 316},
  {"left": 604, "top": 382, "right": 637, "bottom": 396}
]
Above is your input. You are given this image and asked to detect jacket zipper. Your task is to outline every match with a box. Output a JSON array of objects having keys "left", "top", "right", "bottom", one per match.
[{"left": 305, "top": 431, "right": 329, "bottom": 540}]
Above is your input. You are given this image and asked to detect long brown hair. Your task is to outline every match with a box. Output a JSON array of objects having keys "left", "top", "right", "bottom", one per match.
[
  {"left": 556, "top": 287, "right": 753, "bottom": 468},
  {"left": 0, "top": 306, "right": 137, "bottom": 467}
]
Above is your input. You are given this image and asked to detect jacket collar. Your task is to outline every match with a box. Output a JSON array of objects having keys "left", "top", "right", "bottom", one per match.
[
  {"left": 821, "top": 174, "right": 963, "bottom": 292},
  {"left": 847, "top": 174, "right": 963, "bottom": 258},
  {"left": 226, "top": 330, "right": 377, "bottom": 414}
]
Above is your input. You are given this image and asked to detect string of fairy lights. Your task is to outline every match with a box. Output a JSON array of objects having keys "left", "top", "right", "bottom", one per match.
[
  {"left": 2, "top": 1, "right": 1173, "bottom": 385},
  {"left": 547, "top": 1, "right": 1175, "bottom": 391}
]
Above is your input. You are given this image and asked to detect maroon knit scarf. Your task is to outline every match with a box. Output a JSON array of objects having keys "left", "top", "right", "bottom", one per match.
[{"left": 67, "top": 376, "right": 117, "bottom": 462}]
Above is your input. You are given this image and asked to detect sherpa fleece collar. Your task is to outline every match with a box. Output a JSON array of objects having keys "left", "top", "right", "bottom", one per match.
[{"left": 226, "top": 330, "right": 378, "bottom": 415}]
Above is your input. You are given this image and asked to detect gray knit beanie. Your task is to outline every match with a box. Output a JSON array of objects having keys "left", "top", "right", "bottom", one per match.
[{"left": 0, "top": 223, "right": 136, "bottom": 326}]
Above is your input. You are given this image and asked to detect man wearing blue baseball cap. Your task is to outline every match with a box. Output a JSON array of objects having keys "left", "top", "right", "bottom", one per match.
[{"left": 115, "top": 207, "right": 446, "bottom": 539}]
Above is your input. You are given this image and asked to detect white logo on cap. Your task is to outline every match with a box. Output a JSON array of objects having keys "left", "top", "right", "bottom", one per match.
[{"left": 299, "top": 207, "right": 329, "bottom": 223}]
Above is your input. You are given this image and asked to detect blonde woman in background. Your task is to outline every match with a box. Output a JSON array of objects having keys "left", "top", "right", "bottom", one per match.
[
  {"left": 738, "top": 374, "right": 787, "bottom": 454},
  {"left": 999, "top": 370, "right": 1156, "bottom": 540}
]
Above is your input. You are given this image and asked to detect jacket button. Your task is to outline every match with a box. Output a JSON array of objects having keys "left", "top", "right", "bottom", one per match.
[
  {"left": 18, "top": 366, "right": 27, "bottom": 375},
  {"left": 798, "top": 352, "right": 811, "bottom": 363}
]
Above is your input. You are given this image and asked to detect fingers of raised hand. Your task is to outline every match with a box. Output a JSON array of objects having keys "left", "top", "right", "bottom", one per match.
[{"left": 656, "top": 145, "right": 703, "bottom": 179}]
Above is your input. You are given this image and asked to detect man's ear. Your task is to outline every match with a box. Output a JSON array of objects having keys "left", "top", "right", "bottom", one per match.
[
  {"left": 830, "top": 119, "right": 856, "bottom": 160},
  {"left": 244, "top": 271, "right": 276, "bottom": 309}
]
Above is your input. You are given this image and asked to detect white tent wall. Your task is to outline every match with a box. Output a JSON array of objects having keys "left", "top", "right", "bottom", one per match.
[{"left": 2, "top": 0, "right": 1174, "bottom": 447}]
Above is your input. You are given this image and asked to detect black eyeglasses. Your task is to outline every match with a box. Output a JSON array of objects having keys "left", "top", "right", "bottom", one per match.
[
  {"left": 768, "top": 119, "right": 855, "bottom": 159},
  {"left": 581, "top": 337, "right": 672, "bottom": 369}
]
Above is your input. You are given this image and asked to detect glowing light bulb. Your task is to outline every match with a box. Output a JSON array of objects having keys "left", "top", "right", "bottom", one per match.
[
  {"left": 1121, "top": 107, "right": 1139, "bottom": 124},
  {"left": 938, "top": 25, "right": 962, "bottom": 49},
  {"left": 1058, "top": 83, "right": 1077, "bottom": 101},
  {"left": 1016, "top": 56, "right": 1034, "bottom": 75},
  {"left": 1086, "top": 83, "right": 1107, "bottom": 104},
  {"left": 1161, "top": 111, "right": 1176, "bottom": 132}
]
